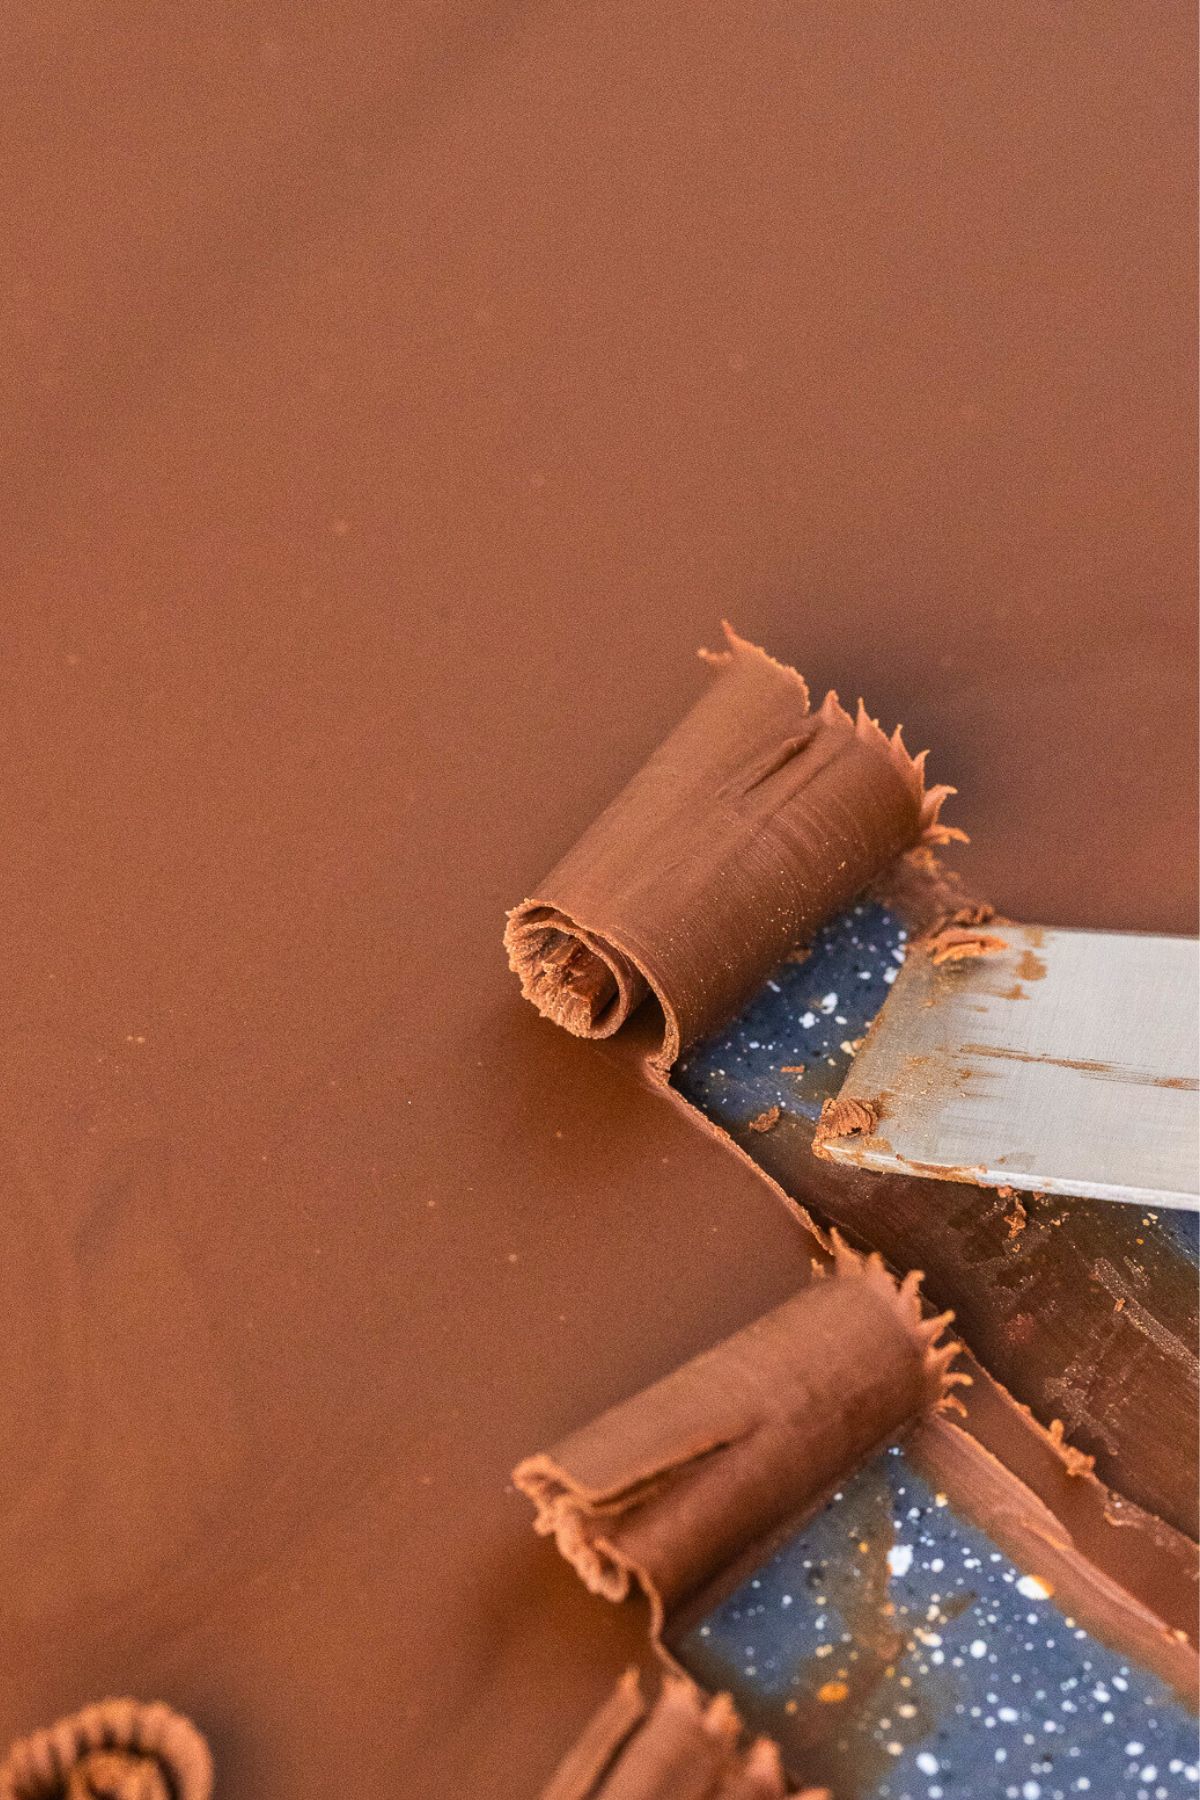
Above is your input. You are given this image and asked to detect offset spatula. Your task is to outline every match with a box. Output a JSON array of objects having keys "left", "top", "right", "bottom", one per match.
[{"left": 820, "top": 924, "right": 1200, "bottom": 1211}]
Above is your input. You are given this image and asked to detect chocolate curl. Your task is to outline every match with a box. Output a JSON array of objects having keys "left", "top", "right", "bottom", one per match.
[
  {"left": 0, "top": 1700, "right": 212, "bottom": 1800},
  {"left": 540, "top": 1671, "right": 814, "bottom": 1800},
  {"left": 506, "top": 626, "right": 959, "bottom": 1072},
  {"left": 515, "top": 1240, "right": 967, "bottom": 1636}
]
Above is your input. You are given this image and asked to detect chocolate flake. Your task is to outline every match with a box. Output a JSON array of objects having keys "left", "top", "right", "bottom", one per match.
[
  {"left": 924, "top": 926, "right": 1009, "bottom": 966},
  {"left": 747, "top": 1106, "right": 781, "bottom": 1134}
]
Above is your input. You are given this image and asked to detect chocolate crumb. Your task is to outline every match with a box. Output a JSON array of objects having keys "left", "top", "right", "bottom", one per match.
[
  {"left": 917, "top": 904, "right": 1009, "bottom": 966},
  {"left": 925, "top": 926, "right": 1009, "bottom": 966},
  {"left": 1048, "top": 1417, "right": 1097, "bottom": 1477},
  {"left": 748, "top": 1104, "right": 781, "bottom": 1133}
]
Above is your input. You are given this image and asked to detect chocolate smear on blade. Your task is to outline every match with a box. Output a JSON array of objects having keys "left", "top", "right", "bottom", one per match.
[
  {"left": 505, "top": 625, "right": 959, "bottom": 1074},
  {"left": 540, "top": 1669, "right": 818, "bottom": 1800},
  {"left": 515, "top": 1238, "right": 966, "bottom": 1640},
  {"left": 0, "top": 1701, "right": 212, "bottom": 1800}
]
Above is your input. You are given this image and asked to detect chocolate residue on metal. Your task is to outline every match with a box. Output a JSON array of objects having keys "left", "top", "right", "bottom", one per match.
[
  {"left": 961, "top": 1042, "right": 1200, "bottom": 1093},
  {"left": 925, "top": 926, "right": 1009, "bottom": 967},
  {"left": 813, "top": 1095, "right": 882, "bottom": 1155}
]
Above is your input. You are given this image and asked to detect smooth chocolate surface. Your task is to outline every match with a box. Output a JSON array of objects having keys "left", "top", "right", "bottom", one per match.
[{"left": 0, "top": 5, "right": 1194, "bottom": 1796}]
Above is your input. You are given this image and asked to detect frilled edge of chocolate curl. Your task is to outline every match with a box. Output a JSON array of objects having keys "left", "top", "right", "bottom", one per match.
[
  {"left": 540, "top": 1669, "right": 815, "bottom": 1800},
  {"left": 503, "top": 908, "right": 648, "bottom": 1039},
  {"left": 515, "top": 1236, "right": 968, "bottom": 1618},
  {"left": 699, "top": 624, "right": 965, "bottom": 850},
  {"left": 0, "top": 1700, "right": 213, "bottom": 1800}
]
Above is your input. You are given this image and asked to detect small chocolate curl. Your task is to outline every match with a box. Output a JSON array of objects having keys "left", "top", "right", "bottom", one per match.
[
  {"left": 516, "top": 1239, "right": 966, "bottom": 1636},
  {"left": 0, "top": 1701, "right": 212, "bottom": 1800},
  {"left": 812, "top": 1095, "right": 880, "bottom": 1153},
  {"left": 506, "top": 626, "right": 958, "bottom": 1072},
  {"left": 540, "top": 1670, "right": 816, "bottom": 1800}
]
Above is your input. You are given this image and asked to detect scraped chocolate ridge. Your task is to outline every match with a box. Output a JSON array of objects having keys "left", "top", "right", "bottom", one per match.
[
  {"left": 506, "top": 626, "right": 958, "bottom": 1070},
  {"left": 0, "top": 1700, "right": 212, "bottom": 1800},
  {"left": 515, "top": 1239, "right": 965, "bottom": 1637},
  {"left": 540, "top": 1671, "right": 802, "bottom": 1800},
  {"left": 905, "top": 1415, "right": 1200, "bottom": 1707}
]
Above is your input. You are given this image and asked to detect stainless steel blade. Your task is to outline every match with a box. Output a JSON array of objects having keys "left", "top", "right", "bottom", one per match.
[{"left": 820, "top": 924, "right": 1199, "bottom": 1210}]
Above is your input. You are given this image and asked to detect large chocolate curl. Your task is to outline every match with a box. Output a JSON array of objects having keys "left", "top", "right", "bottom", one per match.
[
  {"left": 516, "top": 1242, "right": 964, "bottom": 1634},
  {"left": 506, "top": 626, "right": 958, "bottom": 1070}
]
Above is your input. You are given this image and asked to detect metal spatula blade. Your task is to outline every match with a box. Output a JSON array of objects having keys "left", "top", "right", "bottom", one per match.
[{"left": 820, "top": 924, "right": 1200, "bottom": 1210}]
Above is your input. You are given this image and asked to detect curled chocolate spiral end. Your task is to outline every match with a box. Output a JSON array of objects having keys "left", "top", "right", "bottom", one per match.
[
  {"left": 506, "top": 629, "right": 960, "bottom": 1069},
  {"left": 505, "top": 908, "right": 647, "bottom": 1038},
  {"left": 65, "top": 1751, "right": 169, "bottom": 1800},
  {"left": 0, "top": 1701, "right": 212, "bottom": 1800}
]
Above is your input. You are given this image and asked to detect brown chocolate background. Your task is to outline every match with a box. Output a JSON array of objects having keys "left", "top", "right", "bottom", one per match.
[{"left": 0, "top": 4, "right": 1195, "bottom": 1795}]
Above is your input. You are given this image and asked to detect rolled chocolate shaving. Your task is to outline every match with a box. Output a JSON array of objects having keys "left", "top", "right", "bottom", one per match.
[
  {"left": 505, "top": 625, "right": 959, "bottom": 1071},
  {"left": 515, "top": 1239, "right": 965, "bottom": 1635},
  {"left": 540, "top": 1670, "right": 811, "bottom": 1800},
  {"left": 0, "top": 1701, "right": 212, "bottom": 1800}
]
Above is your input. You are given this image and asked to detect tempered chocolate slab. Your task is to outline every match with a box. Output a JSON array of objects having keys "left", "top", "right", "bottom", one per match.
[
  {"left": 0, "top": 4, "right": 1194, "bottom": 1796},
  {"left": 675, "top": 1444, "right": 1200, "bottom": 1799},
  {"left": 675, "top": 905, "right": 1200, "bottom": 1539}
]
